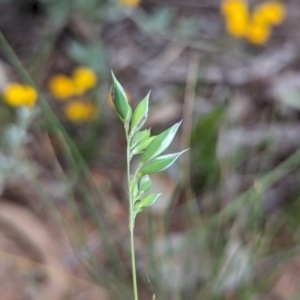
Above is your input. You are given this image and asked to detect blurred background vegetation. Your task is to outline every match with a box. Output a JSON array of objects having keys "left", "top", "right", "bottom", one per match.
[{"left": 1, "top": 0, "right": 300, "bottom": 299}]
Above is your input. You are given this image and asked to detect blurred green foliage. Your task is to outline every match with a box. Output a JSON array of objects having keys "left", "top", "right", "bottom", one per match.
[{"left": 191, "top": 106, "right": 225, "bottom": 193}]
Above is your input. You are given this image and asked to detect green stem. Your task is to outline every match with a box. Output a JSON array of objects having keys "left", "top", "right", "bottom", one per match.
[
  {"left": 126, "top": 129, "right": 139, "bottom": 300},
  {"left": 130, "top": 227, "right": 138, "bottom": 300}
]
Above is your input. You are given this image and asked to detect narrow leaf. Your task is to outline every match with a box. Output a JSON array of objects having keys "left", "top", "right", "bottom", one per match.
[
  {"left": 141, "top": 121, "right": 182, "bottom": 163},
  {"left": 140, "top": 150, "right": 188, "bottom": 175},
  {"left": 111, "top": 71, "right": 130, "bottom": 122},
  {"left": 130, "top": 92, "right": 150, "bottom": 134},
  {"left": 130, "top": 129, "right": 151, "bottom": 149},
  {"left": 140, "top": 193, "right": 161, "bottom": 208},
  {"left": 131, "top": 136, "right": 156, "bottom": 156},
  {"left": 139, "top": 175, "right": 152, "bottom": 193},
  {"left": 136, "top": 129, "right": 151, "bottom": 144}
]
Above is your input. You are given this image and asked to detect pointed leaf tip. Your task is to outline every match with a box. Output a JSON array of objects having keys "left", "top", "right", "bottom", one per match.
[
  {"left": 130, "top": 93, "right": 150, "bottom": 134},
  {"left": 111, "top": 72, "right": 131, "bottom": 123},
  {"left": 140, "top": 193, "right": 161, "bottom": 208},
  {"left": 131, "top": 136, "right": 156, "bottom": 156},
  {"left": 140, "top": 149, "right": 188, "bottom": 175},
  {"left": 141, "top": 121, "right": 182, "bottom": 163}
]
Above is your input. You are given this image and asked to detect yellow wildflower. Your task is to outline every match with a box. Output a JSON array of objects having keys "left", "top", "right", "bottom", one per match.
[
  {"left": 48, "top": 75, "right": 75, "bottom": 100},
  {"left": 221, "top": 0, "right": 248, "bottom": 16},
  {"left": 221, "top": 0, "right": 249, "bottom": 37},
  {"left": 3, "top": 83, "right": 37, "bottom": 108},
  {"left": 246, "top": 22, "right": 270, "bottom": 44},
  {"left": 64, "top": 100, "right": 97, "bottom": 123},
  {"left": 226, "top": 13, "right": 249, "bottom": 37},
  {"left": 119, "top": 0, "right": 140, "bottom": 7},
  {"left": 72, "top": 67, "right": 97, "bottom": 95},
  {"left": 107, "top": 89, "right": 131, "bottom": 109},
  {"left": 221, "top": 0, "right": 285, "bottom": 45},
  {"left": 252, "top": 1, "right": 285, "bottom": 25}
]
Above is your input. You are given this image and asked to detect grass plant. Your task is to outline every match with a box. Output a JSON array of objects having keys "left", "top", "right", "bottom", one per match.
[
  {"left": 111, "top": 72, "right": 187, "bottom": 299},
  {"left": 0, "top": 1, "right": 299, "bottom": 297}
]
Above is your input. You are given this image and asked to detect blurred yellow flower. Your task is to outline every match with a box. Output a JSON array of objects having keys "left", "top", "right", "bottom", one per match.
[
  {"left": 221, "top": 0, "right": 249, "bottom": 37},
  {"left": 226, "top": 13, "right": 249, "bottom": 37},
  {"left": 221, "top": 0, "right": 248, "bottom": 17},
  {"left": 72, "top": 67, "right": 97, "bottom": 95},
  {"left": 246, "top": 22, "right": 271, "bottom": 44},
  {"left": 252, "top": 1, "right": 286, "bottom": 25},
  {"left": 49, "top": 67, "right": 98, "bottom": 99},
  {"left": 107, "top": 89, "right": 131, "bottom": 109},
  {"left": 119, "top": 0, "right": 140, "bottom": 7},
  {"left": 221, "top": 0, "right": 285, "bottom": 45},
  {"left": 3, "top": 83, "right": 37, "bottom": 108},
  {"left": 64, "top": 100, "right": 97, "bottom": 122},
  {"left": 48, "top": 75, "right": 75, "bottom": 100}
]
